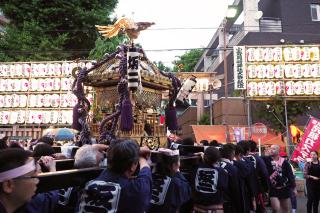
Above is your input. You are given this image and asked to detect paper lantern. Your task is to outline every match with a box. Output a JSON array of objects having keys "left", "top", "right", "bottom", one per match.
[
  {"left": 51, "top": 94, "right": 60, "bottom": 107},
  {"left": 310, "top": 47, "right": 320, "bottom": 61},
  {"left": 294, "top": 81, "right": 304, "bottom": 95},
  {"left": 38, "top": 64, "right": 47, "bottom": 76},
  {"left": 9, "top": 111, "right": 18, "bottom": 124},
  {"left": 17, "top": 110, "right": 25, "bottom": 124},
  {"left": 254, "top": 48, "right": 264, "bottom": 62},
  {"left": 266, "top": 64, "right": 275, "bottom": 78},
  {"left": 266, "top": 82, "right": 276, "bottom": 96},
  {"left": 31, "top": 64, "right": 39, "bottom": 77},
  {"left": 19, "top": 95, "right": 27, "bottom": 107},
  {"left": 292, "top": 47, "right": 301, "bottom": 61},
  {"left": 274, "top": 65, "right": 284, "bottom": 78},
  {"left": 285, "top": 81, "right": 295, "bottom": 96},
  {"left": 23, "top": 64, "right": 31, "bottom": 77},
  {"left": 304, "top": 81, "right": 313, "bottom": 95},
  {"left": 12, "top": 94, "right": 20, "bottom": 107},
  {"left": 28, "top": 95, "right": 37, "bottom": 107},
  {"left": 301, "top": 47, "right": 311, "bottom": 61},
  {"left": 30, "top": 79, "right": 38, "bottom": 91},
  {"left": 302, "top": 64, "right": 312, "bottom": 78},
  {"left": 283, "top": 48, "right": 293, "bottom": 62},
  {"left": 0, "top": 96, "right": 4, "bottom": 108},
  {"left": 43, "top": 94, "right": 52, "bottom": 107},
  {"left": 15, "top": 64, "right": 23, "bottom": 77},
  {"left": 246, "top": 48, "right": 255, "bottom": 62},
  {"left": 293, "top": 64, "right": 302, "bottom": 78},
  {"left": 275, "top": 81, "right": 285, "bottom": 95},
  {"left": 313, "top": 81, "right": 320, "bottom": 95},
  {"left": 247, "top": 65, "right": 256, "bottom": 78},
  {"left": 36, "top": 95, "right": 44, "bottom": 107},
  {"left": 263, "top": 48, "right": 273, "bottom": 62},
  {"left": 258, "top": 82, "right": 267, "bottom": 96},
  {"left": 257, "top": 65, "right": 265, "bottom": 78},
  {"left": 284, "top": 64, "right": 294, "bottom": 78},
  {"left": 54, "top": 63, "right": 62, "bottom": 76},
  {"left": 311, "top": 64, "right": 320, "bottom": 78}
]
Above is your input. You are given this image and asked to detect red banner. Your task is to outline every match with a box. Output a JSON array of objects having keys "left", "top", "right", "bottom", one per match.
[{"left": 291, "top": 117, "right": 320, "bottom": 162}]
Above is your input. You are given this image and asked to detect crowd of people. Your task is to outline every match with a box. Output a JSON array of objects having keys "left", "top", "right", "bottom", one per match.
[{"left": 0, "top": 135, "right": 317, "bottom": 213}]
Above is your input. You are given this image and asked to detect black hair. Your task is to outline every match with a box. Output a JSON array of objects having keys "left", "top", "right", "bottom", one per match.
[
  {"left": 235, "top": 144, "right": 244, "bottom": 156},
  {"left": 182, "top": 137, "right": 194, "bottom": 146},
  {"left": 209, "top": 140, "right": 220, "bottom": 147},
  {"left": 203, "top": 146, "right": 221, "bottom": 165},
  {"left": 220, "top": 144, "right": 236, "bottom": 160},
  {"left": 248, "top": 140, "right": 257, "bottom": 152},
  {"left": 0, "top": 148, "right": 31, "bottom": 174},
  {"left": 37, "top": 137, "right": 54, "bottom": 146},
  {"left": 107, "top": 139, "right": 139, "bottom": 174},
  {"left": 32, "top": 143, "right": 55, "bottom": 158},
  {"left": 0, "top": 139, "right": 8, "bottom": 150},
  {"left": 9, "top": 142, "right": 23, "bottom": 149},
  {"left": 155, "top": 154, "right": 179, "bottom": 177},
  {"left": 200, "top": 140, "right": 209, "bottom": 146},
  {"left": 237, "top": 140, "right": 250, "bottom": 155}
]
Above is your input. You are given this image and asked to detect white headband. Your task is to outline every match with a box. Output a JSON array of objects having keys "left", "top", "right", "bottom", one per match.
[
  {"left": 0, "top": 160, "right": 36, "bottom": 182},
  {"left": 158, "top": 148, "right": 179, "bottom": 156}
]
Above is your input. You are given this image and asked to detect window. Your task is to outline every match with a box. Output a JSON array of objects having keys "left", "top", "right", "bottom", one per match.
[
  {"left": 190, "top": 99, "right": 197, "bottom": 106},
  {"left": 311, "top": 4, "right": 320, "bottom": 21}
]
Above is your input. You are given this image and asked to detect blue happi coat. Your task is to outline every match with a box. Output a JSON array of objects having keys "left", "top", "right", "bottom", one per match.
[
  {"left": 148, "top": 172, "right": 191, "bottom": 213},
  {"left": 77, "top": 167, "right": 152, "bottom": 213}
]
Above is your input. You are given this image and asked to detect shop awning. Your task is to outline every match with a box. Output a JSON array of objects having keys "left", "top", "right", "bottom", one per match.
[{"left": 191, "top": 125, "right": 286, "bottom": 147}]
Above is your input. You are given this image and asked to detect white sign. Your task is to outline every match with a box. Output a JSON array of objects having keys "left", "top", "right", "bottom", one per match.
[{"left": 233, "top": 46, "right": 246, "bottom": 90}]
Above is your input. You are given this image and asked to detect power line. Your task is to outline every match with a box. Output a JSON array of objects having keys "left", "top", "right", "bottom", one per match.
[{"left": 5, "top": 23, "right": 320, "bottom": 32}]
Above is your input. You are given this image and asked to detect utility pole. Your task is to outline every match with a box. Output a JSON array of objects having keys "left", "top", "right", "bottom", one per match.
[{"left": 223, "top": 18, "right": 228, "bottom": 98}]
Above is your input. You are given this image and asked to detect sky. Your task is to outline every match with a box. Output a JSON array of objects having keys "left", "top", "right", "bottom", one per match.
[{"left": 113, "top": 0, "right": 235, "bottom": 67}]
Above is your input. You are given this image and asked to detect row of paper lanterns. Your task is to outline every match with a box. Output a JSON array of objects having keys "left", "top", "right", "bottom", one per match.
[
  {"left": 0, "top": 110, "right": 73, "bottom": 125},
  {"left": 0, "top": 78, "right": 74, "bottom": 92},
  {"left": 247, "top": 64, "right": 320, "bottom": 79},
  {"left": 247, "top": 81, "right": 320, "bottom": 96},
  {"left": 0, "top": 94, "right": 93, "bottom": 108},
  {"left": 246, "top": 46, "right": 320, "bottom": 62},
  {"left": 0, "top": 62, "right": 93, "bottom": 77}
]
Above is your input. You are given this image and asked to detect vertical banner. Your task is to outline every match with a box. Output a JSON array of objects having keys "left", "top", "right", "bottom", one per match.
[
  {"left": 233, "top": 46, "right": 246, "bottom": 90},
  {"left": 291, "top": 116, "right": 320, "bottom": 162},
  {"left": 233, "top": 127, "right": 245, "bottom": 142}
]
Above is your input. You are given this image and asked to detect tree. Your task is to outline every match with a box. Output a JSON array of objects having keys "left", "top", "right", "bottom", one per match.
[
  {"left": 173, "top": 49, "right": 203, "bottom": 72},
  {"left": 253, "top": 98, "right": 318, "bottom": 133},
  {"left": 153, "top": 61, "right": 172, "bottom": 72},
  {"left": 199, "top": 113, "right": 210, "bottom": 125},
  {"left": 88, "top": 36, "right": 125, "bottom": 60},
  {"left": 0, "top": 0, "right": 118, "bottom": 61}
]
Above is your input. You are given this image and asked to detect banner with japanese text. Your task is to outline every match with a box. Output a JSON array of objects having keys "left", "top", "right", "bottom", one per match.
[{"left": 291, "top": 116, "right": 320, "bottom": 162}]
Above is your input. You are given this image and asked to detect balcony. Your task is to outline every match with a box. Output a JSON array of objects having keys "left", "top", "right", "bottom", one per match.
[{"left": 259, "top": 17, "right": 282, "bottom": 32}]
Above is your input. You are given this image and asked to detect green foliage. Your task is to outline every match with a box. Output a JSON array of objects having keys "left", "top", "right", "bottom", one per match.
[
  {"left": 253, "top": 98, "right": 318, "bottom": 133},
  {"left": 173, "top": 49, "right": 204, "bottom": 72},
  {"left": 0, "top": 0, "right": 118, "bottom": 61},
  {"left": 199, "top": 113, "right": 210, "bottom": 125},
  {"left": 88, "top": 36, "right": 124, "bottom": 60},
  {"left": 153, "top": 61, "right": 172, "bottom": 72}
]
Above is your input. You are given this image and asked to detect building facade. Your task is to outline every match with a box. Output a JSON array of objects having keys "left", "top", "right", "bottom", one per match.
[{"left": 195, "top": 0, "right": 320, "bottom": 97}]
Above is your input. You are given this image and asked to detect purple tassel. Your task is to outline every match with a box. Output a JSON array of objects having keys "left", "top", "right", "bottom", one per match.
[
  {"left": 72, "top": 104, "right": 82, "bottom": 131},
  {"left": 120, "top": 98, "right": 134, "bottom": 131},
  {"left": 165, "top": 106, "right": 178, "bottom": 131}
]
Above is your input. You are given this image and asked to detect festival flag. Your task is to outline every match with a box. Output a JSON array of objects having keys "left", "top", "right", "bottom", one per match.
[{"left": 291, "top": 116, "right": 320, "bottom": 162}]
